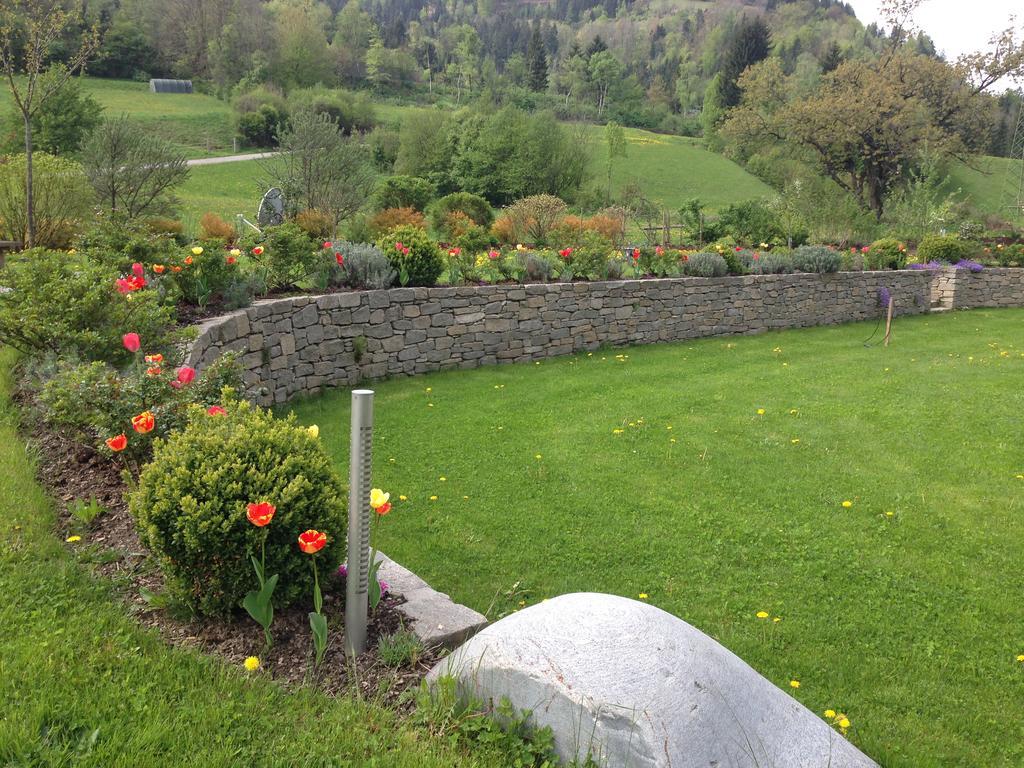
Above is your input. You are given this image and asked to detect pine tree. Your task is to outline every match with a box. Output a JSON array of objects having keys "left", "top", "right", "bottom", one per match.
[
  {"left": 717, "top": 17, "right": 772, "bottom": 108},
  {"left": 820, "top": 40, "right": 843, "bottom": 73},
  {"left": 527, "top": 23, "right": 548, "bottom": 92}
]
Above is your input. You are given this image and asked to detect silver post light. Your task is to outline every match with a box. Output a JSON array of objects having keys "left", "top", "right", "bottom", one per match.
[{"left": 345, "top": 389, "right": 374, "bottom": 655}]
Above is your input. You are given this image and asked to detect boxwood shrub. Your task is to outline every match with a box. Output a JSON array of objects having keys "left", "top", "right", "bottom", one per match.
[
  {"left": 377, "top": 224, "right": 444, "bottom": 286},
  {"left": 130, "top": 397, "right": 346, "bottom": 615}
]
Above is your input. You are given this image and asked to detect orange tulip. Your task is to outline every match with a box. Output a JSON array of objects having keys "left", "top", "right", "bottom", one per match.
[
  {"left": 153, "top": 264, "right": 166, "bottom": 274},
  {"left": 131, "top": 411, "right": 155, "bottom": 434},
  {"left": 298, "top": 529, "right": 327, "bottom": 554}
]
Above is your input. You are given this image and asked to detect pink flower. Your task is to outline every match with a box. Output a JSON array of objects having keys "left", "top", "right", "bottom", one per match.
[
  {"left": 753, "top": 253, "right": 760, "bottom": 261},
  {"left": 170, "top": 366, "right": 196, "bottom": 389},
  {"left": 488, "top": 250, "right": 500, "bottom": 260},
  {"left": 122, "top": 333, "right": 140, "bottom": 353},
  {"left": 861, "top": 246, "right": 870, "bottom": 253},
  {"left": 207, "top": 405, "right": 226, "bottom": 416},
  {"left": 323, "top": 241, "right": 333, "bottom": 249},
  {"left": 132, "top": 262, "right": 145, "bottom": 279}
]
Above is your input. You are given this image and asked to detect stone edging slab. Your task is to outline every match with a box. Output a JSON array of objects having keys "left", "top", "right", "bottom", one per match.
[{"left": 376, "top": 551, "right": 488, "bottom": 650}]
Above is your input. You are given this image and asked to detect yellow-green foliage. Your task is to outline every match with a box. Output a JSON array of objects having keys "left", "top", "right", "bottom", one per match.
[{"left": 130, "top": 398, "right": 346, "bottom": 615}]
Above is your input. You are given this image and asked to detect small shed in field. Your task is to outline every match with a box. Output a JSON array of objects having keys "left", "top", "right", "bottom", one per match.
[{"left": 149, "top": 79, "right": 193, "bottom": 94}]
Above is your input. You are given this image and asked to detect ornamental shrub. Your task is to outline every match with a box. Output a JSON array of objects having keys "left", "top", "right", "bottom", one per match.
[
  {"left": 242, "top": 222, "right": 319, "bottom": 291},
  {"left": 505, "top": 194, "right": 568, "bottom": 245},
  {"left": 916, "top": 234, "right": 973, "bottom": 264},
  {"left": 368, "top": 207, "right": 426, "bottom": 240},
  {"left": 684, "top": 252, "right": 728, "bottom": 278},
  {"left": 748, "top": 253, "right": 794, "bottom": 275},
  {"left": 866, "top": 238, "right": 908, "bottom": 270},
  {"left": 130, "top": 397, "right": 346, "bottom": 615},
  {"left": 373, "top": 175, "right": 435, "bottom": 212},
  {"left": 429, "top": 193, "right": 494, "bottom": 234},
  {"left": 0, "top": 249, "right": 179, "bottom": 364},
  {"left": 293, "top": 209, "right": 335, "bottom": 241},
  {"left": 337, "top": 241, "right": 396, "bottom": 290},
  {"left": 199, "top": 213, "right": 235, "bottom": 242},
  {"left": 791, "top": 245, "right": 841, "bottom": 273},
  {"left": 40, "top": 352, "right": 241, "bottom": 463},
  {"left": 75, "top": 219, "right": 181, "bottom": 275},
  {"left": 563, "top": 230, "right": 615, "bottom": 281},
  {"left": 377, "top": 225, "right": 443, "bottom": 286},
  {"left": 0, "top": 152, "right": 92, "bottom": 248},
  {"left": 994, "top": 243, "right": 1024, "bottom": 267}
]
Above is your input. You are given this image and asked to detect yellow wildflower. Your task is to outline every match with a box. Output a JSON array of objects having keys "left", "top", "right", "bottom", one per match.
[
  {"left": 398, "top": 495, "right": 408, "bottom": 502},
  {"left": 791, "top": 438, "right": 800, "bottom": 444},
  {"left": 65, "top": 535, "right": 82, "bottom": 543},
  {"left": 841, "top": 500, "right": 852, "bottom": 508},
  {"left": 756, "top": 408, "right": 765, "bottom": 415},
  {"left": 534, "top": 454, "right": 542, "bottom": 460},
  {"left": 756, "top": 611, "right": 769, "bottom": 619},
  {"left": 1016, "top": 654, "right": 1024, "bottom": 662},
  {"left": 824, "top": 709, "right": 836, "bottom": 719},
  {"left": 439, "top": 476, "right": 446, "bottom": 482},
  {"left": 244, "top": 656, "right": 260, "bottom": 671},
  {"left": 638, "top": 593, "right": 649, "bottom": 600},
  {"left": 307, "top": 424, "right": 319, "bottom": 438},
  {"left": 191, "top": 246, "right": 203, "bottom": 255},
  {"left": 612, "top": 429, "right": 624, "bottom": 434},
  {"left": 429, "top": 495, "right": 438, "bottom": 501},
  {"left": 838, "top": 717, "right": 850, "bottom": 729},
  {"left": 789, "top": 680, "right": 800, "bottom": 689}
]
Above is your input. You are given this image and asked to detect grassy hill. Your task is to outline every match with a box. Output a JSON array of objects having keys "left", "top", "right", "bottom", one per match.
[
  {"left": 0, "top": 77, "right": 235, "bottom": 158},
  {"left": 947, "top": 156, "right": 1024, "bottom": 224}
]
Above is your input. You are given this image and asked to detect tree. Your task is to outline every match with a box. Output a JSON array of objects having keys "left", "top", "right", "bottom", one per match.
[
  {"left": 82, "top": 116, "right": 191, "bottom": 219},
  {"left": 0, "top": 0, "right": 99, "bottom": 247},
  {"left": 717, "top": 16, "right": 772, "bottom": 108},
  {"left": 604, "top": 120, "right": 626, "bottom": 203},
  {"left": 820, "top": 41, "right": 843, "bottom": 73},
  {"left": 365, "top": 29, "right": 388, "bottom": 91},
  {"left": 2, "top": 66, "right": 101, "bottom": 155},
  {"left": 526, "top": 22, "right": 548, "bottom": 92},
  {"left": 588, "top": 50, "right": 622, "bottom": 116},
  {"left": 266, "top": 109, "right": 376, "bottom": 226}
]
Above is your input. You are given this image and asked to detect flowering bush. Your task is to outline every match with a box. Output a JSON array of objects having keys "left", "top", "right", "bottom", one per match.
[
  {"left": 504, "top": 194, "right": 568, "bottom": 245},
  {"left": 866, "top": 238, "right": 908, "bottom": 270},
  {"left": 170, "top": 242, "right": 242, "bottom": 307},
  {"left": 0, "top": 249, "right": 179, "bottom": 364},
  {"left": 130, "top": 396, "right": 346, "bottom": 615},
  {"left": 377, "top": 225, "right": 444, "bottom": 286},
  {"left": 428, "top": 193, "right": 494, "bottom": 234},
  {"left": 39, "top": 350, "right": 241, "bottom": 463},
  {"left": 241, "top": 222, "right": 319, "bottom": 291},
  {"left": 368, "top": 207, "right": 427, "bottom": 240},
  {"left": 559, "top": 231, "right": 616, "bottom": 281}
]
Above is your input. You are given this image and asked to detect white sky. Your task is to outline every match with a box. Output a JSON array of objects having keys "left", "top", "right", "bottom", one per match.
[{"left": 846, "top": 0, "right": 1018, "bottom": 62}]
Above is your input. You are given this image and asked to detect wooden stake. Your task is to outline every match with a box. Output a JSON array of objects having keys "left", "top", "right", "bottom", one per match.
[{"left": 883, "top": 296, "right": 895, "bottom": 346}]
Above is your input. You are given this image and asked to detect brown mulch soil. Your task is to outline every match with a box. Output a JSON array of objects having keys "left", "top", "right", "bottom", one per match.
[{"left": 14, "top": 385, "right": 438, "bottom": 706}]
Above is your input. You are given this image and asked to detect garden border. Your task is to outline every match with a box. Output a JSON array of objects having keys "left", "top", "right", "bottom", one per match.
[{"left": 187, "top": 268, "right": 1024, "bottom": 407}]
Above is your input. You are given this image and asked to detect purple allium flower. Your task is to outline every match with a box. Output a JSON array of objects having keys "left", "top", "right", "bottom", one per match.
[
  {"left": 337, "top": 563, "right": 347, "bottom": 578},
  {"left": 954, "top": 259, "right": 984, "bottom": 273},
  {"left": 878, "top": 286, "right": 891, "bottom": 309}
]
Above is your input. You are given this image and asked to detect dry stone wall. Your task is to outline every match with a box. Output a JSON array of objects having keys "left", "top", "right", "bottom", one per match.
[
  {"left": 186, "top": 270, "right": 1024, "bottom": 407},
  {"left": 931, "top": 267, "right": 1024, "bottom": 309}
]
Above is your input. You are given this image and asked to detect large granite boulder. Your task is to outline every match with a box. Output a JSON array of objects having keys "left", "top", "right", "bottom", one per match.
[{"left": 429, "top": 592, "right": 878, "bottom": 768}]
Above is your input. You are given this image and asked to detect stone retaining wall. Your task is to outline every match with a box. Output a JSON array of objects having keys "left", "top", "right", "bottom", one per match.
[
  {"left": 931, "top": 267, "right": 1024, "bottom": 309},
  {"left": 186, "top": 269, "right": 1021, "bottom": 406}
]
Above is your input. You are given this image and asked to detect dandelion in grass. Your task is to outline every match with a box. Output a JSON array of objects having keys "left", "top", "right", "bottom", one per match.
[
  {"left": 399, "top": 495, "right": 408, "bottom": 501},
  {"left": 439, "top": 476, "right": 446, "bottom": 482},
  {"left": 429, "top": 495, "right": 438, "bottom": 501},
  {"left": 824, "top": 709, "right": 836, "bottom": 719},
  {"left": 773, "top": 616, "right": 781, "bottom": 623},
  {"left": 1016, "top": 654, "right": 1024, "bottom": 662},
  {"left": 535, "top": 454, "right": 542, "bottom": 460},
  {"left": 791, "top": 439, "right": 800, "bottom": 444},
  {"left": 66, "top": 535, "right": 82, "bottom": 543},
  {"left": 756, "top": 611, "right": 769, "bottom": 619},
  {"left": 756, "top": 408, "right": 766, "bottom": 416},
  {"left": 243, "top": 656, "right": 260, "bottom": 672},
  {"left": 612, "top": 429, "right": 624, "bottom": 435},
  {"left": 789, "top": 680, "right": 800, "bottom": 689},
  {"left": 638, "top": 593, "right": 649, "bottom": 600},
  {"left": 841, "top": 500, "right": 853, "bottom": 508}
]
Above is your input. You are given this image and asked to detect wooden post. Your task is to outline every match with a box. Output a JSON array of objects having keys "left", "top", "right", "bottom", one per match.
[{"left": 883, "top": 296, "right": 895, "bottom": 346}]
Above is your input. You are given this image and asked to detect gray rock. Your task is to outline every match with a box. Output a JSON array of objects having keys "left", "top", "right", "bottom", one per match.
[{"left": 430, "top": 593, "right": 877, "bottom": 768}]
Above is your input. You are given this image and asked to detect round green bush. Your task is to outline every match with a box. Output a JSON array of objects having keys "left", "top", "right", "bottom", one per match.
[
  {"left": 791, "top": 245, "right": 841, "bottom": 273},
  {"left": 916, "top": 234, "right": 973, "bottom": 265},
  {"left": 748, "top": 252, "right": 793, "bottom": 275},
  {"left": 377, "top": 224, "right": 444, "bottom": 286},
  {"left": 130, "top": 398, "right": 346, "bottom": 615},
  {"left": 564, "top": 230, "right": 615, "bottom": 281},
  {"left": 866, "top": 238, "right": 908, "bottom": 270},
  {"left": 428, "top": 192, "right": 494, "bottom": 233}
]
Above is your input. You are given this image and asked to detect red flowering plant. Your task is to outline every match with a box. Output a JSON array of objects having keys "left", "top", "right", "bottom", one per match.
[
  {"left": 242, "top": 501, "right": 279, "bottom": 648},
  {"left": 39, "top": 335, "right": 242, "bottom": 466},
  {"left": 299, "top": 529, "right": 330, "bottom": 666}
]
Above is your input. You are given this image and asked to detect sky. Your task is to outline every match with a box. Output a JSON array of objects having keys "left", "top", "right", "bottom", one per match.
[{"left": 846, "top": 0, "right": 1019, "bottom": 63}]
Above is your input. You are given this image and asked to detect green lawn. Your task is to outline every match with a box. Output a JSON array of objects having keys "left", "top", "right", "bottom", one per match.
[
  {"left": 0, "top": 347, "right": 497, "bottom": 768},
  {"left": 289, "top": 309, "right": 1024, "bottom": 767},
  {"left": 178, "top": 159, "right": 267, "bottom": 227}
]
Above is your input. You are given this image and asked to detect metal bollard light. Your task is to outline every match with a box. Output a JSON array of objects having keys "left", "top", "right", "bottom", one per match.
[{"left": 345, "top": 389, "right": 374, "bottom": 655}]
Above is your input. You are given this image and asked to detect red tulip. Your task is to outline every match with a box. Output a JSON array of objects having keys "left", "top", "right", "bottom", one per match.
[
  {"left": 105, "top": 433, "right": 127, "bottom": 452},
  {"left": 632, "top": 248, "right": 640, "bottom": 261},
  {"left": 122, "top": 333, "right": 140, "bottom": 353},
  {"left": 226, "top": 256, "right": 237, "bottom": 265},
  {"left": 131, "top": 411, "right": 155, "bottom": 434},
  {"left": 246, "top": 502, "right": 276, "bottom": 527},
  {"left": 298, "top": 529, "right": 327, "bottom": 554},
  {"left": 252, "top": 246, "right": 264, "bottom": 256},
  {"left": 335, "top": 252, "right": 344, "bottom": 266},
  {"left": 488, "top": 250, "right": 500, "bottom": 260},
  {"left": 170, "top": 366, "right": 196, "bottom": 389},
  {"left": 184, "top": 256, "right": 193, "bottom": 266},
  {"left": 375, "top": 502, "right": 392, "bottom": 516},
  {"left": 146, "top": 366, "right": 162, "bottom": 376},
  {"left": 207, "top": 405, "right": 226, "bottom": 416},
  {"left": 323, "top": 241, "right": 333, "bottom": 249}
]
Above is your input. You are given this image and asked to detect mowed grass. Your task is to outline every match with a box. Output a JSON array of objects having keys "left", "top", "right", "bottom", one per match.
[
  {"left": 178, "top": 159, "right": 267, "bottom": 226},
  {"left": 0, "top": 76, "right": 235, "bottom": 157},
  {"left": 290, "top": 309, "right": 1024, "bottom": 767},
  {"left": 0, "top": 348, "right": 498, "bottom": 768}
]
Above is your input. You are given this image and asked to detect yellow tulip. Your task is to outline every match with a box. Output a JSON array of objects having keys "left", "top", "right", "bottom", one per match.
[
  {"left": 369, "top": 488, "right": 390, "bottom": 509},
  {"left": 307, "top": 425, "right": 319, "bottom": 438},
  {"left": 191, "top": 246, "right": 203, "bottom": 256}
]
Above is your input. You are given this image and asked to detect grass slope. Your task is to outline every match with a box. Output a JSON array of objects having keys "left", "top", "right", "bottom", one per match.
[
  {"left": 947, "top": 156, "right": 1024, "bottom": 225},
  {"left": 0, "top": 348, "right": 497, "bottom": 768},
  {"left": 178, "top": 159, "right": 267, "bottom": 227},
  {"left": 290, "top": 309, "right": 1024, "bottom": 767}
]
